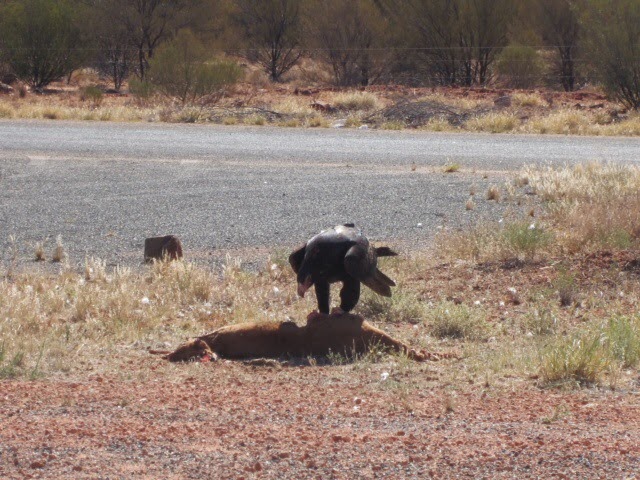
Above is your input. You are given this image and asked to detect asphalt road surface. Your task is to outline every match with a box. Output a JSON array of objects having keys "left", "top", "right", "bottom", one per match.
[{"left": 1, "top": 120, "right": 639, "bottom": 269}]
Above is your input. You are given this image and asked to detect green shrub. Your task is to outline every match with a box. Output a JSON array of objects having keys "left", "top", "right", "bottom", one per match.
[
  {"left": 128, "top": 78, "right": 155, "bottom": 102},
  {"left": 80, "top": 85, "right": 104, "bottom": 107},
  {"left": 603, "top": 316, "right": 640, "bottom": 368},
  {"left": 502, "top": 222, "right": 552, "bottom": 261},
  {"left": 147, "top": 30, "right": 242, "bottom": 105},
  {"left": 0, "top": 0, "right": 82, "bottom": 90},
  {"left": 540, "top": 330, "right": 609, "bottom": 386},
  {"left": 426, "top": 302, "right": 492, "bottom": 341},
  {"left": 496, "top": 44, "right": 545, "bottom": 89}
]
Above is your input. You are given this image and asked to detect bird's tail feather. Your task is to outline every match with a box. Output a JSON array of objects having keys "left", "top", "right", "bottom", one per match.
[
  {"left": 363, "top": 269, "right": 396, "bottom": 297},
  {"left": 375, "top": 247, "right": 398, "bottom": 257}
]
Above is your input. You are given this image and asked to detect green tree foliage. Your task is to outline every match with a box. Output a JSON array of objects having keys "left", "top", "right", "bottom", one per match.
[
  {"left": 582, "top": 0, "right": 640, "bottom": 109},
  {"left": 233, "top": 0, "right": 303, "bottom": 82},
  {"left": 0, "top": 0, "right": 83, "bottom": 90},
  {"left": 147, "top": 30, "right": 242, "bottom": 105},
  {"left": 496, "top": 44, "right": 545, "bottom": 88},
  {"left": 94, "top": 0, "right": 208, "bottom": 80}
]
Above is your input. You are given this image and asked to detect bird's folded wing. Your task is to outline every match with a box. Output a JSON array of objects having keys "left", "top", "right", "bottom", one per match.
[{"left": 288, "top": 244, "right": 306, "bottom": 274}]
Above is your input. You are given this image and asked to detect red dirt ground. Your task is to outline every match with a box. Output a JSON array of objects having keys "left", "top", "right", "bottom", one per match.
[{"left": 2, "top": 361, "right": 639, "bottom": 479}]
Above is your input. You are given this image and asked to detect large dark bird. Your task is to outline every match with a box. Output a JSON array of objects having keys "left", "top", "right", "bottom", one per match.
[{"left": 289, "top": 224, "right": 398, "bottom": 314}]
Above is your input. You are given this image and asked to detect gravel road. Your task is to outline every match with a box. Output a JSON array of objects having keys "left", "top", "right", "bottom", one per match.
[{"left": 2, "top": 120, "right": 639, "bottom": 268}]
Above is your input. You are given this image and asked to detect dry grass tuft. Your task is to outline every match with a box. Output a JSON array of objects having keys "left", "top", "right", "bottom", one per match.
[
  {"left": 425, "top": 301, "right": 493, "bottom": 341},
  {"left": 512, "top": 92, "right": 545, "bottom": 108},
  {"left": 0, "top": 103, "right": 15, "bottom": 118},
  {"left": 51, "top": 235, "right": 67, "bottom": 263},
  {"left": 465, "top": 198, "right": 475, "bottom": 210},
  {"left": 34, "top": 242, "right": 45, "bottom": 262},
  {"left": 526, "top": 109, "right": 591, "bottom": 135},
  {"left": 331, "top": 91, "right": 382, "bottom": 112},
  {"left": 486, "top": 185, "right": 501, "bottom": 201},
  {"left": 465, "top": 113, "right": 520, "bottom": 133},
  {"left": 444, "top": 163, "right": 460, "bottom": 173}
]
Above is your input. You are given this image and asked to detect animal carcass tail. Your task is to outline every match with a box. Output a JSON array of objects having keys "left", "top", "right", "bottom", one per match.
[{"left": 363, "top": 269, "right": 396, "bottom": 297}]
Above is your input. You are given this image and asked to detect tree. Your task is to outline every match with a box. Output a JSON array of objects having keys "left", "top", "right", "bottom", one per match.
[
  {"left": 91, "top": 0, "right": 206, "bottom": 79},
  {"left": 147, "top": 29, "right": 242, "bottom": 105},
  {"left": 233, "top": 0, "right": 303, "bottom": 82},
  {"left": 0, "top": 0, "right": 83, "bottom": 90},
  {"left": 529, "top": 0, "right": 580, "bottom": 91},
  {"left": 582, "top": 0, "right": 640, "bottom": 109},
  {"left": 83, "top": 5, "right": 134, "bottom": 90},
  {"left": 307, "top": 0, "right": 390, "bottom": 86},
  {"left": 399, "top": 0, "right": 514, "bottom": 87},
  {"left": 457, "top": 0, "right": 515, "bottom": 86}
]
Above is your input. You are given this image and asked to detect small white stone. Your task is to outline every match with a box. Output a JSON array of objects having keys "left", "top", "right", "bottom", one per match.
[
  {"left": 380, "top": 372, "right": 390, "bottom": 381},
  {"left": 417, "top": 223, "right": 423, "bottom": 228},
  {"left": 141, "top": 297, "right": 150, "bottom": 305}
]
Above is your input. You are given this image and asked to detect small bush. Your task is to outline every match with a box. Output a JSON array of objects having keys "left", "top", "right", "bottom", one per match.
[
  {"left": 603, "top": 315, "right": 640, "bottom": 368},
  {"left": 539, "top": 330, "right": 609, "bottom": 386},
  {"left": 80, "top": 85, "right": 103, "bottom": 107},
  {"left": 148, "top": 30, "right": 242, "bottom": 105},
  {"left": 129, "top": 78, "right": 155, "bottom": 103},
  {"left": 496, "top": 44, "right": 546, "bottom": 89},
  {"left": 502, "top": 222, "right": 552, "bottom": 262}
]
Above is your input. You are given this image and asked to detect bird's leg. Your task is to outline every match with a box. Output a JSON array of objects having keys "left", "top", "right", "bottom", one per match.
[
  {"left": 314, "top": 280, "right": 331, "bottom": 314},
  {"left": 339, "top": 277, "right": 360, "bottom": 313}
]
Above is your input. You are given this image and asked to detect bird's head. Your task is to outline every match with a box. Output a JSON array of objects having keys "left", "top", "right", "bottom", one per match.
[{"left": 296, "top": 247, "right": 319, "bottom": 297}]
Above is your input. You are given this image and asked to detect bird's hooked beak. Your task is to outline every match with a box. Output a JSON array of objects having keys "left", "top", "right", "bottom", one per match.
[{"left": 297, "top": 276, "right": 313, "bottom": 298}]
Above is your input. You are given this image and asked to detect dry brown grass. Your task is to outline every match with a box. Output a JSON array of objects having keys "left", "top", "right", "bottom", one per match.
[
  {"left": 1, "top": 81, "right": 640, "bottom": 136},
  {"left": 465, "top": 112, "right": 520, "bottom": 133},
  {"left": 329, "top": 91, "right": 383, "bottom": 112},
  {"left": 512, "top": 92, "right": 546, "bottom": 108},
  {"left": 2, "top": 163, "right": 640, "bottom": 392},
  {"left": 522, "top": 162, "right": 640, "bottom": 253}
]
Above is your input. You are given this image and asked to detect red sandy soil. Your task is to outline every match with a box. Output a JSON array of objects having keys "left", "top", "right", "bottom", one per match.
[{"left": 1, "top": 362, "right": 639, "bottom": 479}]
